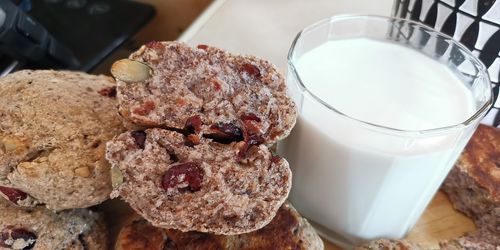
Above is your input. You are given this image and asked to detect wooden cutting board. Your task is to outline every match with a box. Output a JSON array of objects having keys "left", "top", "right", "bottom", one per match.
[{"left": 323, "top": 191, "right": 476, "bottom": 249}]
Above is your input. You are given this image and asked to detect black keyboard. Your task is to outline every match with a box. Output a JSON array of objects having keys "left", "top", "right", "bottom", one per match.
[{"left": 0, "top": 0, "right": 154, "bottom": 73}]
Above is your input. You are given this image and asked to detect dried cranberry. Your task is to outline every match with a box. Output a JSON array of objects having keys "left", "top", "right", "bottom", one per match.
[
  {"left": 210, "top": 79, "right": 221, "bottom": 91},
  {"left": 240, "top": 113, "right": 261, "bottom": 122},
  {"left": 0, "top": 227, "right": 37, "bottom": 249},
  {"left": 176, "top": 98, "right": 187, "bottom": 106},
  {"left": 0, "top": 186, "right": 27, "bottom": 204},
  {"left": 131, "top": 131, "right": 147, "bottom": 149},
  {"left": 248, "top": 134, "right": 264, "bottom": 146},
  {"left": 271, "top": 155, "right": 282, "bottom": 164},
  {"left": 185, "top": 134, "right": 200, "bottom": 147},
  {"left": 132, "top": 101, "right": 156, "bottom": 116},
  {"left": 197, "top": 44, "right": 208, "bottom": 50},
  {"left": 162, "top": 162, "right": 203, "bottom": 192},
  {"left": 204, "top": 123, "right": 244, "bottom": 144},
  {"left": 184, "top": 115, "right": 202, "bottom": 134},
  {"left": 237, "top": 134, "right": 264, "bottom": 160},
  {"left": 97, "top": 86, "right": 117, "bottom": 97},
  {"left": 241, "top": 113, "right": 262, "bottom": 135},
  {"left": 240, "top": 63, "right": 261, "bottom": 78}
]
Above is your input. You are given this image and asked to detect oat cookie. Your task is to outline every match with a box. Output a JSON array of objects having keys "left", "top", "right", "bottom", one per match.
[
  {"left": 106, "top": 128, "right": 291, "bottom": 235},
  {"left": 113, "top": 41, "right": 297, "bottom": 145},
  {"left": 0, "top": 70, "right": 124, "bottom": 210},
  {"left": 115, "top": 203, "right": 323, "bottom": 250},
  {"left": 0, "top": 198, "right": 108, "bottom": 250}
]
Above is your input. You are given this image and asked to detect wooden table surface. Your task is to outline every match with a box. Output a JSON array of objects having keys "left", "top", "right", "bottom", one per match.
[{"left": 323, "top": 191, "right": 476, "bottom": 249}]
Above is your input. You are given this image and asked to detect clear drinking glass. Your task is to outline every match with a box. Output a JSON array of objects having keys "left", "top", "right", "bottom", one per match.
[{"left": 278, "top": 15, "right": 492, "bottom": 247}]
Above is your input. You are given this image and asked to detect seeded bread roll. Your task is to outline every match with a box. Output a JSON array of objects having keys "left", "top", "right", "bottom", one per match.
[
  {"left": 114, "top": 203, "right": 323, "bottom": 250},
  {"left": 354, "top": 239, "right": 422, "bottom": 250},
  {"left": 112, "top": 41, "right": 297, "bottom": 145},
  {"left": 0, "top": 198, "right": 108, "bottom": 250},
  {"left": 0, "top": 70, "right": 124, "bottom": 210},
  {"left": 106, "top": 128, "right": 291, "bottom": 235}
]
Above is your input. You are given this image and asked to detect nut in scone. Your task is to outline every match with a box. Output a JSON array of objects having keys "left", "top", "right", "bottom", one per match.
[
  {"left": 74, "top": 166, "right": 91, "bottom": 178},
  {"left": 111, "top": 59, "right": 152, "bottom": 83},
  {"left": 111, "top": 165, "right": 123, "bottom": 188},
  {"left": 1, "top": 136, "right": 29, "bottom": 153},
  {"left": 16, "top": 162, "right": 39, "bottom": 178}
]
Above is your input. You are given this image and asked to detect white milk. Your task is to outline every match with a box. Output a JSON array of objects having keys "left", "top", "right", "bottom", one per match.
[{"left": 278, "top": 38, "right": 478, "bottom": 244}]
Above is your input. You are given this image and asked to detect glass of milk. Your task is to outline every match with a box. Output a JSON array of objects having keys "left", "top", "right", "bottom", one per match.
[{"left": 278, "top": 15, "right": 493, "bottom": 247}]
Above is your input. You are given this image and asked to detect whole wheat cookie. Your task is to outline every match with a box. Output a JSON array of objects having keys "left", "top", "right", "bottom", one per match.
[
  {"left": 112, "top": 41, "right": 297, "bottom": 145},
  {"left": 0, "top": 198, "right": 108, "bottom": 250},
  {"left": 106, "top": 128, "right": 291, "bottom": 235},
  {"left": 114, "top": 203, "right": 323, "bottom": 250},
  {"left": 0, "top": 70, "right": 124, "bottom": 210}
]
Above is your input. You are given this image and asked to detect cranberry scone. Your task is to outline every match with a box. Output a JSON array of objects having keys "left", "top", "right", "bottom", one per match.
[
  {"left": 440, "top": 125, "right": 499, "bottom": 248},
  {"left": 106, "top": 128, "right": 291, "bottom": 235},
  {"left": 111, "top": 41, "right": 297, "bottom": 145},
  {"left": 0, "top": 198, "right": 108, "bottom": 250},
  {"left": 0, "top": 70, "right": 124, "bottom": 210},
  {"left": 114, "top": 203, "right": 323, "bottom": 250},
  {"left": 441, "top": 125, "right": 499, "bottom": 232}
]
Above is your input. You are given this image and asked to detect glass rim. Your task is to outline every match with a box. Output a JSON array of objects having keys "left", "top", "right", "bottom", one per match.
[{"left": 287, "top": 14, "right": 493, "bottom": 136}]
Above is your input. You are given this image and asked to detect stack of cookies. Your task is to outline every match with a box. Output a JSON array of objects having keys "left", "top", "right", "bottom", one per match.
[
  {"left": 107, "top": 41, "right": 323, "bottom": 249},
  {"left": 0, "top": 71, "right": 124, "bottom": 249},
  {"left": 0, "top": 42, "right": 324, "bottom": 249}
]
